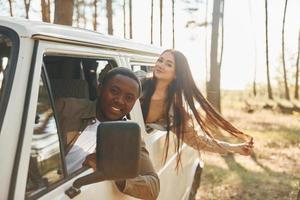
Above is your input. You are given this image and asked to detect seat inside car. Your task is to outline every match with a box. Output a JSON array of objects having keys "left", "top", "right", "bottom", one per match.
[{"left": 44, "top": 56, "right": 90, "bottom": 99}]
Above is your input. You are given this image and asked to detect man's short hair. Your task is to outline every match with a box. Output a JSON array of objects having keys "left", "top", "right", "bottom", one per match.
[{"left": 101, "top": 67, "right": 142, "bottom": 96}]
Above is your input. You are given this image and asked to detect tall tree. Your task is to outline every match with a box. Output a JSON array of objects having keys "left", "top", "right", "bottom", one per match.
[
  {"left": 281, "top": 0, "right": 290, "bottom": 100},
  {"left": 106, "top": 0, "right": 113, "bottom": 35},
  {"left": 248, "top": 0, "right": 257, "bottom": 96},
  {"left": 219, "top": 0, "right": 224, "bottom": 68},
  {"left": 75, "top": 0, "right": 80, "bottom": 27},
  {"left": 159, "top": 0, "right": 163, "bottom": 46},
  {"left": 172, "top": 0, "right": 175, "bottom": 48},
  {"left": 41, "top": 0, "right": 51, "bottom": 22},
  {"left": 24, "top": 0, "right": 31, "bottom": 19},
  {"left": 123, "top": 0, "right": 126, "bottom": 38},
  {"left": 204, "top": 0, "right": 209, "bottom": 85},
  {"left": 207, "top": 0, "right": 222, "bottom": 112},
  {"left": 295, "top": 30, "right": 300, "bottom": 99},
  {"left": 265, "top": 0, "right": 273, "bottom": 99},
  {"left": 150, "top": 0, "right": 154, "bottom": 44},
  {"left": 82, "top": 1, "right": 87, "bottom": 28},
  {"left": 74, "top": 0, "right": 85, "bottom": 28},
  {"left": 129, "top": 0, "right": 132, "bottom": 39},
  {"left": 8, "top": 0, "right": 13, "bottom": 16},
  {"left": 54, "top": 0, "right": 74, "bottom": 26},
  {"left": 93, "top": 0, "right": 98, "bottom": 31}
]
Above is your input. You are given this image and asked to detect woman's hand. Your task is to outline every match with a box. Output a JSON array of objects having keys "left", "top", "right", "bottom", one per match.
[
  {"left": 83, "top": 153, "right": 97, "bottom": 171},
  {"left": 230, "top": 141, "right": 254, "bottom": 156}
]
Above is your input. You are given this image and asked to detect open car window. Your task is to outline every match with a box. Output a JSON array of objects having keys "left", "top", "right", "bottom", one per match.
[
  {"left": 130, "top": 63, "right": 156, "bottom": 133},
  {"left": 25, "top": 55, "right": 118, "bottom": 199}
]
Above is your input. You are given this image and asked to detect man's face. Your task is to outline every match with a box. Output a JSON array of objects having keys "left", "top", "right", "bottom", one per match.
[{"left": 97, "top": 74, "right": 139, "bottom": 121}]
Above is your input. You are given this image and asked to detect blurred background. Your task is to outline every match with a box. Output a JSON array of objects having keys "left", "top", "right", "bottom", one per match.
[{"left": 0, "top": 0, "right": 299, "bottom": 199}]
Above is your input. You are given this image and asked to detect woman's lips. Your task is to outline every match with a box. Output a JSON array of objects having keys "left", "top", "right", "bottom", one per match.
[{"left": 155, "top": 68, "right": 163, "bottom": 73}]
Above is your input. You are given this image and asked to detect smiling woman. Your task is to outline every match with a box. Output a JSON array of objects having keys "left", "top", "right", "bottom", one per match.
[
  {"left": 141, "top": 49, "right": 254, "bottom": 169},
  {"left": 154, "top": 51, "right": 176, "bottom": 82}
]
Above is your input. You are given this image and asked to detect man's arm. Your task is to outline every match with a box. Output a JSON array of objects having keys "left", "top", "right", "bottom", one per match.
[
  {"left": 84, "top": 139, "right": 160, "bottom": 199},
  {"left": 115, "top": 139, "right": 160, "bottom": 200}
]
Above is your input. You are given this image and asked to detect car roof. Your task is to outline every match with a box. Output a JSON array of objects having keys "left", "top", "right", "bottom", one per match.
[{"left": 0, "top": 17, "right": 163, "bottom": 56}]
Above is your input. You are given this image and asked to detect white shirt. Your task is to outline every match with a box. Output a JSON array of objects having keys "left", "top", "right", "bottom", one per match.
[{"left": 66, "top": 119, "right": 100, "bottom": 174}]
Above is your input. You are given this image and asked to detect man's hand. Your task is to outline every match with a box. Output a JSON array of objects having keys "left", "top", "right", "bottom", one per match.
[{"left": 83, "top": 153, "right": 97, "bottom": 171}]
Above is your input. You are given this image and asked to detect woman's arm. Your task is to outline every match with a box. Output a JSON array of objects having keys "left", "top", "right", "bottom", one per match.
[{"left": 182, "top": 122, "right": 253, "bottom": 155}]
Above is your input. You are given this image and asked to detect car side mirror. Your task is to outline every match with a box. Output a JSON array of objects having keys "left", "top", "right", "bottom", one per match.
[
  {"left": 65, "top": 121, "right": 141, "bottom": 198},
  {"left": 96, "top": 121, "right": 141, "bottom": 179}
]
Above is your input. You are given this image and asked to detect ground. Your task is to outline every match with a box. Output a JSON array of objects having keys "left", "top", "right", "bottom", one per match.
[{"left": 196, "top": 95, "right": 300, "bottom": 200}]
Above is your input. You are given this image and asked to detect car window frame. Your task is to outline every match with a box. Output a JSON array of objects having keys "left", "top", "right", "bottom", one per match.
[
  {"left": 27, "top": 53, "right": 120, "bottom": 199},
  {"left": 129, "top": 60, "right": 156, "bottom": 134},
  {"left": 26, "top": 64, "right": 67, "bottom": 200},
  {"left": 0, "top": 26, "right": 20, "bottom": 133}
]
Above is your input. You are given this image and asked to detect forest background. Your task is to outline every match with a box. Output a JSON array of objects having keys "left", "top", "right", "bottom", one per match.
[{"left": 1, "top": 0, "right": 299, "bottom": 199}]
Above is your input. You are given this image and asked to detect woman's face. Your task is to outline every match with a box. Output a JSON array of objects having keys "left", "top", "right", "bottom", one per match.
[{"left": 154, "top": 51, "right": 176, "bottom": 83}]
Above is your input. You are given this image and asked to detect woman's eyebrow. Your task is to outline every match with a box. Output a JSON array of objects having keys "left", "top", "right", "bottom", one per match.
[{"left": 165, "top": 60, "right": 174, "bottom": 64}]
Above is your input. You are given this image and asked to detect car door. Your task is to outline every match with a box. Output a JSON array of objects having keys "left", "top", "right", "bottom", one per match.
[{"left": 12, "top": 39, "right": 138, "bottom": 200}]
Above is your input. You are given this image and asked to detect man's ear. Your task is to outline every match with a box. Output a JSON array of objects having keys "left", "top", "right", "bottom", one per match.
[{"left": 96, "top": 85, "right": 102, "bottom": 97}]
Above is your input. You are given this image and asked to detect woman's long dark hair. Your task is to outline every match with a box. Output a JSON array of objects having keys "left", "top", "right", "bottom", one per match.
[{"left": 141, "top": 49, "right": 251, "bottom": 168}]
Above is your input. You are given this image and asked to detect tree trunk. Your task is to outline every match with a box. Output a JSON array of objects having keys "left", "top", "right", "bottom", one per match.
[
  {"left": 282, "top": 0, "right": 290, "bottom": 100},
  {"left": 123, "top": 0, "right": 126, "bottom": 38},
  {"left": 83, "top": 1, "right": 87, "bottom": 29},
  {"left": 219, "top": 0, "right": 224, "bottom": 68},
  {"left": 24, "top": 0, "right": 31, "bottom": 19},
  {"left": 248, "top": 0, "right": 257, "bottom": 96},
  {"left": 41, "top": 0, "right": 51, "bottom": 22},
  {"left": 8, "top": 0, "right": 13, "bottom": 17},
  {"left": 106, "top": 0, "right": 113, "bottom": 35},
  {"left": 93, "top": 0, "right": 98, "bottom": 31},
  {"left": 205, "top": 0, "right": 208, "bottom": 86},
  {"left": 54, "top": 0, "right": 74, "bottom": 26},
  {"left": 295, "top": 30, "right": 300, "bottom": 99},
  {"left": 159, "top": 0, "right": 163, "bottom": 46},
  {"left": 265, "top": 0, "right": 273, "bottom": 100},
  {"left": 172, "top": 0, "right": 175, "bottom": 48},
  {"left": 74, "top": 0, "right": 86, "bottom": 27},
  {"left": 129, "top": 0, "right": 132, "bottom": 39},
  {"left": 150, "top": 0, "right": 153, "bottom": 44},
  {"left": 74, "top": 0, "right": 80, "bottom": 27},
  {"left": 207, "top": 0, "right": 222, "bottom": 112}
]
